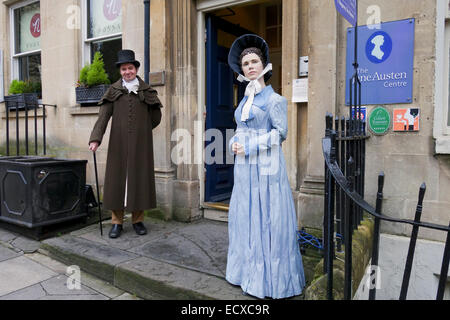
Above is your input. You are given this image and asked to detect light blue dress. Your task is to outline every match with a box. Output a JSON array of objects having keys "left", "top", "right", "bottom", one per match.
[{"left": 226, "top": 85, "right": 306, "bottom": 299}]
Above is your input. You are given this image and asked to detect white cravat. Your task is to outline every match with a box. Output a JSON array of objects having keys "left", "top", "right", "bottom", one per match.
[
  {"left": 122, "top": 77, "right": 139, "bottom": 94},
  {"left": 237, "top": 63, "right": 272, "bottom": 122}
]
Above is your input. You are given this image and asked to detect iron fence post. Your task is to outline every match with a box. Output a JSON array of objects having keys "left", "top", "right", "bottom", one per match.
[
  {"left": 399, "top": 183, "right": 426, "bottom": 300},
  {"left": 369, "top": 172, "right": 384, "bottom": 300},
  {"left": 436, "top": 222, "right": 450, "bottom": 300},
  {"left": 34, "top": 104, "right": 38, "bottom": 155},
  {"left": 323, "top": 114, "right": 333, "bottom": 274},
  {"left": 326, "top": 131, "right": 337, "bottom": 300},
  {"left": 6, "top": 103, "right": 10, "bottom": 156},
  {"left": 344, "top": 156, "right": 355, "bottom": 300},
  {"left": 15, "top": 104, "right": 19, "bottom": 156}
]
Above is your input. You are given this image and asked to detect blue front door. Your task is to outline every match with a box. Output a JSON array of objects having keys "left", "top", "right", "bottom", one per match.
[{"left": 205, "top": 15, "right": 249, "bottom": 202}]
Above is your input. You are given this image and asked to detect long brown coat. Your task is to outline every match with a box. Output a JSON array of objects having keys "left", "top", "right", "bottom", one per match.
[{"left": 89, "top": 76, "right": 162, "bottom": 211}]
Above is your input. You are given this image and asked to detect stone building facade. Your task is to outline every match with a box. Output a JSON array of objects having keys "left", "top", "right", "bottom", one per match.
[{"left": 0, "top": 0, "right": 448, "bottom": 251}]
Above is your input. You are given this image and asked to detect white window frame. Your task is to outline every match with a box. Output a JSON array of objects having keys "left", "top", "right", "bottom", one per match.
[
  {"left": 9, "top": 0, "right": 41, "bottom": 82},
  {"left": 434, "top": 0, "right": 450, "bottom": 153},
  {"left": 0, "top": 50, "right": 4, "bottom": 102},
  {"left": 81, "top": 0, "right": 122, "bottom": 66}
]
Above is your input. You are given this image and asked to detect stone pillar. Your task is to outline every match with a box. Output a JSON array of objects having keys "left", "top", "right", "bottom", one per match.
[
  {"left": 281, "top": 0, "right": 300, "bottom": 188},
  {"left": 165, "top": 0, "right": 201, "bottom": 222},
  {"left": 297, "top": 0, "right": 338, "bottom": 229}
]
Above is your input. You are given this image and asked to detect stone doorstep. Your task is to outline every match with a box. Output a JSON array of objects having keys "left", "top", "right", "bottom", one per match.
[{"left": 40, "top": 236, "right": 253, "bottom": 300}]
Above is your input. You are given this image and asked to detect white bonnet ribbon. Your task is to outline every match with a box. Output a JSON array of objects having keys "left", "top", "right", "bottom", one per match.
[{"left": 238, "top": 63, "right": 272, "bottom": 122}]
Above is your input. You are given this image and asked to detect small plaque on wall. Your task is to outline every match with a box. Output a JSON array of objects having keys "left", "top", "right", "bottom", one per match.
[
  {"left": 149, "top": 71, "right": 165, "bottom": 86},
  {"left": 368, "top": 106, "right": 390, "bottom": 135},
  {"left": 393, "top": 108, "right": 420, "bottom": 132}
]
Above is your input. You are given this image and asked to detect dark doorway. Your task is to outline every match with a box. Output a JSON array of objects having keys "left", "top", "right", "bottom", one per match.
[{"left": 204, "top": 1, "right": 283, "bottom": 204}]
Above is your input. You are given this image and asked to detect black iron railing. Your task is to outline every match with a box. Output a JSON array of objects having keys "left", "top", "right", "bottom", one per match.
[
  {"left": 3, "top": 96, "right": 56, "bottom": 156},
  {"left": 323, "top": 112, "right": 450, "bottom": 300}
]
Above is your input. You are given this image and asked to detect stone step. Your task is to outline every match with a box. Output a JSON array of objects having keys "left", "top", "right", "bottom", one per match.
[{"left": 41, "top": 235, "right": 253, "bottom": 300}]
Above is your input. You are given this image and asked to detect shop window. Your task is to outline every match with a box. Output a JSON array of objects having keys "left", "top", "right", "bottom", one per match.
[
  {"left": 10, "top": 1, "right": 42, "bottom": 94},
  {"left": 83, "top": 0, "right": 122, "bottom": 84}
]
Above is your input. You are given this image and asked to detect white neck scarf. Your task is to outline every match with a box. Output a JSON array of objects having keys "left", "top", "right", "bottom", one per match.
[
  {"left": 237, "top": 63, "right": 272, "bottom": 122},
  {"left": 122, "top": 77, "right": 139, "bottom": 94}
]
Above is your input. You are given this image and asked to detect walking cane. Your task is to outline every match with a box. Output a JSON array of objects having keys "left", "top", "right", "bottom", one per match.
[{"left": 93, "top": 151, "right": 103, "bottom": 236}]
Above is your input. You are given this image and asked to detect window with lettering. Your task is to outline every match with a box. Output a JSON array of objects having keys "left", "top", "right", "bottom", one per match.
[
  {"left": 12, "top": 1, "right": 41, "bottom": 88},
  {"left": 85, "top": 0, "right": 122, "bottom": 83}
]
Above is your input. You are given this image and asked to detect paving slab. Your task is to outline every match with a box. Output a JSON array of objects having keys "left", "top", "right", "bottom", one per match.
[
  {"left": 113, "top": 292, "right": 142, "bottom": 300},
  {"left": 78, "top": 271, "right": 126, "bottom": 299},
  {"left": 42, "top": 235, "right": 140, "bottom": 283},
  {"left": 0, "top": 284, "right": 47, "bottom": 300},
  {"left": 115, "top": 256, "right": 253, "bottom": 300},
  {"left": 0, "top": 229, "right": 18, "bottom": 242},
  {"left": 40, "top": 275, "right": 99, "bottom": 296},
  {"left": 0, "top": 245, "right": 22, "bottom": 262},
  {"left": 26, "top": 251, "right": 69, "bottom": 274},
  {"left": 127, "top": 219, "right": 228, "bottom": 278},
  {"left": 10, "top": 236, "right": 41, "bottom": 253},
  {"left": 38, "top": 294, "right": 109, "bottom": 300},
  {"left": 0, "top": 256, "right": 57, "bottom": 297},
  {"left": 78, "top": 219, "right": 183, "bottom": 251},
  {"left": 130, "top": 232, "right": 224, "bottom": 278}
]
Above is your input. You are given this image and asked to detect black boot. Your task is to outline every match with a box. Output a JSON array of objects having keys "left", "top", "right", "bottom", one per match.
[
  {"left": 109, "top": 224, "right": 123, "bottom": 238},
  {"left": 132, "top": 222, "right": 147, "bottom": 235}
]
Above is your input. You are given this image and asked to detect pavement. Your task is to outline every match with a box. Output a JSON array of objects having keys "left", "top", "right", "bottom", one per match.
[
  {"left": 0, "top": 214, "right": 310, "bottom": 300},
  {"left": 0, "top": 226, "right": 140, "bottom": 300}
]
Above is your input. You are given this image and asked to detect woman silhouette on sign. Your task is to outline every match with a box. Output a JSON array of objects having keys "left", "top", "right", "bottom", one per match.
[{"left": 371, "top": 35, "right": 385, "bottom": 60}]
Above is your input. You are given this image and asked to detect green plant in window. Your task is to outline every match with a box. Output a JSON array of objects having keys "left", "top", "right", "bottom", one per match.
[
  {"left": 8, "top": 79, "right": 41, "bottom": 94},
  {"left": 77, "top": 52, "right": 110, "bottom": 87}
]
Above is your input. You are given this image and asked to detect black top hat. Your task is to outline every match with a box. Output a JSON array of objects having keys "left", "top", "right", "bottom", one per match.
[
  {"left": 228, "top": 34, "right": 272, "bottom": 82},
  {"left": 115, "top": 49, "right": 141, "bottom": 68}
]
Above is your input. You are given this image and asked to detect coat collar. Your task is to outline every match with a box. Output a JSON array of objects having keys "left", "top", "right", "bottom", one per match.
[{"left": 111, "top": 76, "right": 152, "bottom": 92}]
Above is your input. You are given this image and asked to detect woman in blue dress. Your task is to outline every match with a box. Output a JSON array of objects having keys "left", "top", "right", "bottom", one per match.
[{"left": 226, "top": 34, "right": 306, "bottom": 299}]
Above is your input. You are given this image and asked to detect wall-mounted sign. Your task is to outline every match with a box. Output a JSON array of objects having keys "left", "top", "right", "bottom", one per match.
[
  {"left": 393, "top": 108, "right": 420, "bottom": 132},
  {"left": 351, "top": 106, "right": 367, "bottom": 122},
  {"left": 334, "top": 0, "right": 357, "bottom": 26},
  {"left": 346, "top": 19, "right": 415, "bottom": 105},
  {"left": 292, "top": 78, "right": 308, "bottom": 103},
  {"left": 88, "top": 0, "right": 122, "bottom": 39},
  {"left": 368, "top": 106, "right": 390, "bottom": 135},
  {"left": 16, "top": 2, "right": 40, "bottom": 54}
]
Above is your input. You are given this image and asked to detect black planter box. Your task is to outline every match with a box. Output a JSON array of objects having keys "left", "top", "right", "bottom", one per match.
[
  {"left": 75, "top": 85, "right": 110, "bottom": 104},
  {"left": 0, "top": 156, "right": 88, "bottom": 228},
  {"left": 4, "top": 93, "right": 38, "bottom": 111}
]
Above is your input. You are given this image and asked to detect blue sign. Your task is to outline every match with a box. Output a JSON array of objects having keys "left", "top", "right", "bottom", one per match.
[
  {"left": 334, "top": 0, "right": 357, "bottom": 27},
  {"left": 345, "top": 19, "right": 415, "bottom": 105},
  {"left": 351, "top": 106, "right": 367, "bottom": 122}
]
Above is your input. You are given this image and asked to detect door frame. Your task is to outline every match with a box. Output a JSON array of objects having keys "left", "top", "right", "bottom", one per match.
[{"left": 196, "top": 0, "right": 256, "bottom": 208}]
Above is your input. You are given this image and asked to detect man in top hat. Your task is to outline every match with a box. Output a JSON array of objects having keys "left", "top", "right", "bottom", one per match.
[{"left": 89, "top": 49, "right": 163, "bottom": 239}]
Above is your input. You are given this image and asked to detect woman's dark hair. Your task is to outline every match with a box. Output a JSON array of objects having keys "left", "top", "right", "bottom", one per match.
[{"left": 239, "top": 47, "right": 266, "bottom": 67}]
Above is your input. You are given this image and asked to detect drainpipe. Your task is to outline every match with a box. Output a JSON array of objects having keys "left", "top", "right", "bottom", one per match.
[{"left": 144, "top": 0, "right": 150, "bottom": 83}]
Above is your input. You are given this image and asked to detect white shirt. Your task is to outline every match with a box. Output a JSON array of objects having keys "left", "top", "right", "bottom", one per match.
[{"left": 122, "top": 77, "right": 139, "bottom": 94}]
